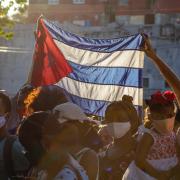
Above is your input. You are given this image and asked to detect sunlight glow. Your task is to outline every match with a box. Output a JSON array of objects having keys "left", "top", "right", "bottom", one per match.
[{"left": 2, "top": 0, "right": 28, "bottom": 17}]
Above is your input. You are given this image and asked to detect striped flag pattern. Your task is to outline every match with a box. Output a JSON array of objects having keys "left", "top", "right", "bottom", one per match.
[{"left": 30, "top": 18, "right": 145, "bottom": 116}]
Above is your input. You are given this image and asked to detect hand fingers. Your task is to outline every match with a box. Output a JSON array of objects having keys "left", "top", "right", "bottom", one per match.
[{"left": 140, "top": 33, "right": 150, "bottom": 51}]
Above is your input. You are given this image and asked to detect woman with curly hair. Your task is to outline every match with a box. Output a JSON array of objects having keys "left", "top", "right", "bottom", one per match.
[
  {"left": 99, "top": 95, "right": 140, "bottom": 180},
  {"left": 123, "top": 91, "right": 179, "bottom": 180}
]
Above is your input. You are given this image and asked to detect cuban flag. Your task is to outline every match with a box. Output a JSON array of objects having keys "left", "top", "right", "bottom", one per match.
[{"left": 29, "top": 17, "right": 145, "bottom": 116}]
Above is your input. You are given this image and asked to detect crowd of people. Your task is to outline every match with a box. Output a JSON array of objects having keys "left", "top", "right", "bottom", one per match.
[{"left": 0, "top": 37, "right": 180, "bottom": 180}]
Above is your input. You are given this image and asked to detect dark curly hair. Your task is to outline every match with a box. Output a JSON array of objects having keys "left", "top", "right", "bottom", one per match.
[{"left": 18, "top": 111, "right": 52, "bottom": 165}]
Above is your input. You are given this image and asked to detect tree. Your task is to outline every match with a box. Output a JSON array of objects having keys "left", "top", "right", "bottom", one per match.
[{"left": 0, "top": 0, "right": 27, "bottom": 40}]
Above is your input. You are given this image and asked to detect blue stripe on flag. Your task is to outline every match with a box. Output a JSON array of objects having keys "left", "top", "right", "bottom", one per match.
[
  {"left": 44, "top": 20, "right": 144, "bottom": 53},
  {"left": 63, "top": 89, "right": 140, "bottom": 116},
  {"left": 68, "top": 61, "right": 143, "bottom": 88}
]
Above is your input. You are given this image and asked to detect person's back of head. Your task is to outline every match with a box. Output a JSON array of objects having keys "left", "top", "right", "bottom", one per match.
[
  {"left": 16, "top": 84, "right": 34, "bottom": 107},
  {"left": 23, "top": 86, "right": 68, "bottom": 117},
  {"left": 30, "top": 86, "right": 68, "bottom": 112},
  {"left": 18, "top": 111, "right": 51, "bottom": 166}
]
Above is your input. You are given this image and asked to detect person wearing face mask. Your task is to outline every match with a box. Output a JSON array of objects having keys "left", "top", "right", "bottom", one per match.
[
  {"left": 123, "top": 91, "right": 179, "bottom": 180},
  {"left": 18, "top": 111, "right": 89, "bottom": 180},
  {"left": 0, "top": 92, "right": 29, "bottom": 179},
  {"left": 53, "top": 102, "right": 99, "bottom": 180},
  {"left": 99, "top": 97, "right": 138, "bottom": 180}
]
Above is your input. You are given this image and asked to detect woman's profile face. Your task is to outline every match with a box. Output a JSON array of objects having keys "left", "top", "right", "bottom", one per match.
[
  {"left": 149, "top": 104, "right": 176, "bottom": 120},
  {"left": 47, "top": 123, "right": 80, "bottom": 148}
]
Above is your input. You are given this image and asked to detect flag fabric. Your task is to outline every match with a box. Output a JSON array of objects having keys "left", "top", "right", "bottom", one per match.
[{"left": 30, "top": 17, "right": 145, "bottom": 117}]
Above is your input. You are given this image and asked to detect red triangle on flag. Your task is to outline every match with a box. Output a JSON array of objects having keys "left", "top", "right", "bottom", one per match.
[{"left": 30, "top": 18, "right": 72, "bottom": 87}]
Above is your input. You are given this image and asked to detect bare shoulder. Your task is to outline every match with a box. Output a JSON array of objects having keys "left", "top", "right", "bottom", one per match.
[
  {"left": 84, "top": 149, "right": 98, "bottom": 160},
  {"left": 139, "top": 132, "right": 154, "bottom": 146}
]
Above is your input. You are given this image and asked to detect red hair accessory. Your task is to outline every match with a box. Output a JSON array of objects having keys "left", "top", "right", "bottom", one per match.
[{"left": 150, "top": 91, "right": 176, "bottom": 105}]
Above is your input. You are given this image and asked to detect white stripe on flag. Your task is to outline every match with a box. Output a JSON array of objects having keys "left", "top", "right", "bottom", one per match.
[
  {"left": 54, "top": 40, "right": 144, "bottom": 68},
  {"left": 56, "top": 77, "right": 143, "bottom": 106}
]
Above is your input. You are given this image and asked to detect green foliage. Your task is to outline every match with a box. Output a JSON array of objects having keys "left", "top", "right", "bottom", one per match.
[{"left": 0, "top": 0, "right": 27, "bottom": 40}]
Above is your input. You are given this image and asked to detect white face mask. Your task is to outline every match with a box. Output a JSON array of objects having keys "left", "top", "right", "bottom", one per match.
[
  {"left": 106, "top": 122, "right": 131, "bottom": 139},
  {"left": 0, "top": 116, "right": 6, "bottom": 128}
]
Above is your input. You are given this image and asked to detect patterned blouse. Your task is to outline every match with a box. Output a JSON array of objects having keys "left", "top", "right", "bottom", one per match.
[{"left": 147, "top": 128, "right": 177, "bottom": 160}]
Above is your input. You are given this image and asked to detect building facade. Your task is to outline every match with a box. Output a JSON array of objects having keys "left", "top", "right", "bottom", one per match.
[
  {"left": 0, "top": 0, "right": 180, "bottom": 97},
  {"left": 27, "top": 0, "right": 180, "bottom": 26}
]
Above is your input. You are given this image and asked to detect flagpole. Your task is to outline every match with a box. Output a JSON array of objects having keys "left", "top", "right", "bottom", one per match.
[{"left": 26, "top": 15, "right": 44, "bottom": 85}]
